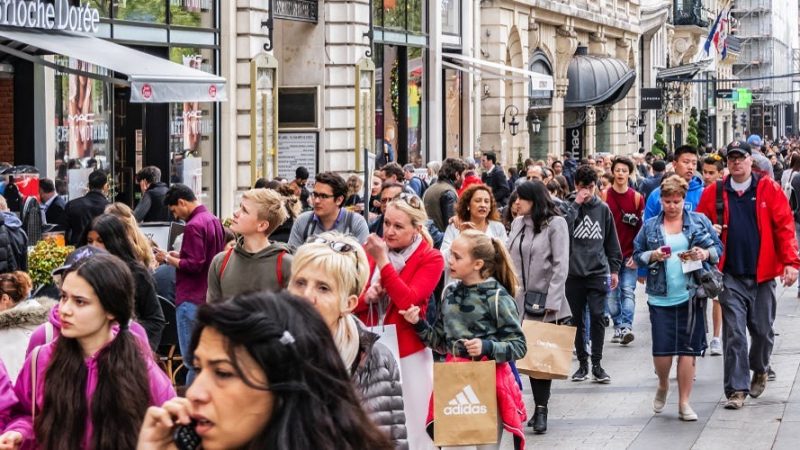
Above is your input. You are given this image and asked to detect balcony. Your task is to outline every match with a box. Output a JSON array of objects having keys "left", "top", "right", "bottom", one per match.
[{"left": 673, "top": 0, "right": 709, "bottom": 27}]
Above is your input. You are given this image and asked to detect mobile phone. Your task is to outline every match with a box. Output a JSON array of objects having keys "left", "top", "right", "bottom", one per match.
[
  {"left": 660, "top": 246, "right": 672, "bottom": 257},
  {"left": 173, "top": 421, "right": 201, "bottom": 450}
]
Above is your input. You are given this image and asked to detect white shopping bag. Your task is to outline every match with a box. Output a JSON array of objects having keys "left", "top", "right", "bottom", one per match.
[{"left": 366, "top": 302, "right": 403, "bottom": 382}]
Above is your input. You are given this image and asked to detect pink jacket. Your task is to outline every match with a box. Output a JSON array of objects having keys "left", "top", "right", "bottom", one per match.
[
  {"left": 25, "top": 304, "right": 152, "bottom": 357},
  {"left": 4, "top": 333, "right": 175, "bottom": 448},
  {"left": 0, "top": 360, "right": 17, "bottom": 430}
]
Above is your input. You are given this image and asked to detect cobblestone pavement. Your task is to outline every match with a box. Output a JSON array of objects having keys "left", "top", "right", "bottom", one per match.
[{"left": 498, "top": 283, "right": 800, "bottom": 449}]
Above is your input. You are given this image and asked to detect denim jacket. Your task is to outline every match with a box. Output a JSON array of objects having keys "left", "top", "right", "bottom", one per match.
[{"left": 633, "top": 211, "right": 723, "bottom": 297}]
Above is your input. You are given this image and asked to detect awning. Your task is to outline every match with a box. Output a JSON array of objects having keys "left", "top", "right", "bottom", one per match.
[
  {"left": 0, "top": 27, "right": 226, "bottom": 103},
  {"left": 443, "top": 53, "right": 553, "bottom": 91},
  {"left": 566, "top": 54, "right": 636, "bottom": 108},
  {"left": 656, "top": 59, "right": 713, "bottom": 83}
]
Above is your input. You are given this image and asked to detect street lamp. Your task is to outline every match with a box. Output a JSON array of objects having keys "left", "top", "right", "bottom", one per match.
[
  {"left": 502, "top": 105, "right": 520, "bottom": 136},
  {"left": 527, "top": 108, "right": 541, "bottom": 134},
  {"left": 627, "top": 115, "right": 643, "bottom": 135}
]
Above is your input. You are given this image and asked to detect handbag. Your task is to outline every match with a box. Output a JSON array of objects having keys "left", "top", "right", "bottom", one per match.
[
  {"left": 695, "top": 263, "right": 724, "bottom": 299},
  {"left": 517, "top": 227, "right": 548, "bottom": 316}
]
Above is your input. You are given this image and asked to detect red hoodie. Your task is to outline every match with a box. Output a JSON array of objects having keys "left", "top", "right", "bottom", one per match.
[
  {"left": 696, "top": 175, "right": 800, "bottom": 283},
  {"left": 458, "top": 174, "right": 484, "bottom": 197}
]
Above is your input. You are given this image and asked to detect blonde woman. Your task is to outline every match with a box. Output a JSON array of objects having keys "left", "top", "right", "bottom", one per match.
[
  {"left": 289, "top": 232, "right": 407, "bottom": 449},
  {"left": 105, "top": 202, "right": 155, "bottom": 269},
  {"left": 358, "top": 194, "right": 444, "bottom": 450}
]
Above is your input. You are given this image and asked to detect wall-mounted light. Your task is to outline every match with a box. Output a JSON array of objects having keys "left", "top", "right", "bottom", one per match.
[
  {"left": 527, "top": 107, "right": 541, "bottom": 135},
  {"left": 502, "top": 104, "right": 520, "bottom": 136},
  {"left": 250, "top": 53, "right": 279, "bottom": 184},
  {"left": 355, "top": 57, "right": 376, "bottom": 171}
]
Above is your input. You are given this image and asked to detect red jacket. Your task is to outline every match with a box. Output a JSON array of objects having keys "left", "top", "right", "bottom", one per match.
[
  {"left": 696, "top": 175, "right": 800, "bottom": 283},
  {"left": 356, "top": 239, "right": 444, "bottom": 357}
]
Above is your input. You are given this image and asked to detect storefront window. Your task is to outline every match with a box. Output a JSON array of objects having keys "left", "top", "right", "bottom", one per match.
[
  {"left": 408, "top": 47, "right": 424, "bottom": 166},
  {"left": 444, "top": 68, "right": 461, "bottom": 158},
  {"left": 383, "top": 0, "right": 407, "bottom": 30},
  {"left": 53, "top": 59, "right": 112, "bottom": 200},
  {"left": 407, "top": 0, "right": 424, "bottom": 33},
  {"left": 86, "top": 0, "right": 111, "bottom": 18},
  {"left": 170, "top": 0, "right": 215, "bottom": 28},
  {"left": 169, "top": 47, "right": 217, "bottom": 207},
  {"left": 114, "top": 0, "right": 167, "bottom": 23},
  {"left": 441, "top": 0, "right": 459, "bottom": 35}
]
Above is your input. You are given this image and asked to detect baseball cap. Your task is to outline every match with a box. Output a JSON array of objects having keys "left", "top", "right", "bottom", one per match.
[
  {"left": 747, "top": 134, "right": 763, "bottom": 147},
  {"left": 52, "top": 245, "right": 107, "bottom": 277},
  {"left": 726, "top": 140, "right": 752, "bottom": 157}
]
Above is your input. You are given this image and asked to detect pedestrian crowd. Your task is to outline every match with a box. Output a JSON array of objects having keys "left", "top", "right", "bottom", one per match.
[{"left": 0, "top": 133, "right": 798, "bottom": 449}]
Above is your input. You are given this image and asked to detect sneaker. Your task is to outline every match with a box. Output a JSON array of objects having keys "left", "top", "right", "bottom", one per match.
[
  {"left": 611, "top": 329, "right": 621, "bottom": 344},
  {"left": 679, "top": 404, "right": 698, "bottom": 421},
  {"left": 724, "top": 392, "right": 746, "bottom": 409},
  {"left": 602, "top": 315, "right": 611, "bottom": 328},
  {"left": 709, "top": 337, "right": 722, "bottom": 356},
  {"left": 750, "top": 372, "right": 768, "bottom": 398},
  {"left": 621, "top": 328, "right": 635, "bottom": 345},
  {"left": 592, "top": 365, "right": 611, "bottom": 383},
  {"left": 571, "top": 362, "right": 589, "bottom": 381},
  {"left": 768, "top": 367, "right": 776, "bottom": 381}
]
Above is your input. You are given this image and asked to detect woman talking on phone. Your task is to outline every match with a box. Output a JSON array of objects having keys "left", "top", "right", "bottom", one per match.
[
  {"left": 136, "top": 291, "right": 393, "bottom": 450},
  {"left": 632, "top": 175, "right": 722, "bottom": 422},
  {"left": 0, "top": 255, "right": 175, "bottom": 450}
]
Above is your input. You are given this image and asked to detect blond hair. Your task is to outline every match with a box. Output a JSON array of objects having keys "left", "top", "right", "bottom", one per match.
[
  {"left": 456, "top": 230, "right": 518, "bottom": 297},
  {"left": 386, "top": 195, "right": 432, "bottom": 246},
  {"left": 105, "top": 202, "right": 154, "bottom": 269},
  {"left": 660, "top": 174, "right": 689, "bottom": 198},
  {"left": 241, "top": 188, "right": 289, "bottom": 236},
  {"left": 289, "top": 232, "right": 368, "bottom": 369}
]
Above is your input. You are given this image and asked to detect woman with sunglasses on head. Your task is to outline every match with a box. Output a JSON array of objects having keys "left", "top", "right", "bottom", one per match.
[
  {"left": 288, "top": 232, "right": 406, "bottom": 449},
  {"left": 441, "top": 184, "right": 507, "bottom": 287},
  {"left": 207, "top": 188, "right": 293, "bottom": 302},
  {"left": 137, "top": 291, "right": 394, "bottom": 450},
  {"left": 0, "top": 255, "right": 175, "bottom": 450},
  {"left": 358, "top": 194, "right": 444, "bottom": 450},
  {"left": 82, "top": 214, "right": 165, "bottom": 351}
]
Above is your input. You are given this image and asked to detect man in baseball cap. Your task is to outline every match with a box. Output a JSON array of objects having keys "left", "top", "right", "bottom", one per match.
[{"left": 726, "top": 140, "right": 751, "bottom": 157}]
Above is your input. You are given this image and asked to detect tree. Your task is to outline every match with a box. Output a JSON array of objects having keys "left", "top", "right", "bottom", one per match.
[
  {"left": 652, "top": 120, "right": 668, "bottom": 157},
  {"left": 698, "top": 109, "right": 709, "bottom": 147},
  {"left": 687, "top": 107, "right": 699, "bottom": 147}
]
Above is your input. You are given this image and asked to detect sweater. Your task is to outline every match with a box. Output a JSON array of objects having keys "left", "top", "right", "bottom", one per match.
[
  {"left": 206, "top": 240, "right": 293, "bottom": 303},
  {"left": 287, "top": 209, "right": 370, "bottom": 248},
  {"left": 356, "top": 239, "right": 444, "bottom": 357},
  {"left": 565, "top": 196, "right": 623, "bottom": 278},
  {"left": 0, "top": 360, "right": 15, "bottom": 430},
  {"left": 176, "top": 205, "right": 226, "bottom": 305}
]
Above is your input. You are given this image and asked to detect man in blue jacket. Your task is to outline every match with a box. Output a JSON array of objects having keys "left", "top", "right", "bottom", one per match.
[{"left": 643, "top": 145, "right": 703, "bottom": 220}]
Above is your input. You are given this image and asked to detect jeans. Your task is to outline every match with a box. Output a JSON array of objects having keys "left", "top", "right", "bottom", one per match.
[
  {"left": 176, "top": 301, "right": 199, "bottom": 386},
  {"left": 566, "top": 276, "right": 609, "bottom": 365},
  {"left": 607, "top": 263, "right": 638, "bottom": 330}
]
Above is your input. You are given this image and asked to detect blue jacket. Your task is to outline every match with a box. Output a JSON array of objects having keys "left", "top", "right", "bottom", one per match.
[
  {"left": 632, "top": 211, "right": 723, "bottom": 297},
  {"left": 643, "top": 175, "right": 705, "bottom": 221}
]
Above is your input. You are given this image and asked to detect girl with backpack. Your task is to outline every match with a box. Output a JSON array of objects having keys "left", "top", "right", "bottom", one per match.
[
  {"left": 0, "top": 254, "right": 175, "bottom": 450},
  {"left": 400, "top": 230, "right": 527, "bottom": 450}
]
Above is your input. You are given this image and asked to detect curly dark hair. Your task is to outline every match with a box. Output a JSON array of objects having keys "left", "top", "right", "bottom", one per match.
[
  {"left": 456, "top": 184, "right": 500, "bottom": 223},
  {"left": 314, "top": 172, "right": 348, "bottom": 206}
]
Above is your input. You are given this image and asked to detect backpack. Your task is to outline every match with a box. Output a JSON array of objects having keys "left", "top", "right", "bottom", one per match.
[
  {"left": 302, "top": 210, "right": 355, "bottom": 242},
  {"left": 218, "top": 247, "right": 288, "bottom": 289},
  {"left": 783, "top": 171, "right": 800, "bottom": 212},
  {"left": 413, "top": 176, "right": 429, "bottom": 196}
]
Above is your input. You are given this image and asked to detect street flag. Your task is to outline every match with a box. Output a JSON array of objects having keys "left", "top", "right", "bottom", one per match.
[
  {"left": 718, "top": 8, "right": 730, "bottom": 59},
  {"left": 703, "top": 10, "right": 723, "bottom": 55}
]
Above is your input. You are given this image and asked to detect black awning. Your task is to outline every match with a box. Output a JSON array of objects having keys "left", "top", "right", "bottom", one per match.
[
  {"left": 565, "top": 54, "right": 636, "bottom": 109},
  {"left": 656, "top": 59, "right": 713, "bottom": 83}
]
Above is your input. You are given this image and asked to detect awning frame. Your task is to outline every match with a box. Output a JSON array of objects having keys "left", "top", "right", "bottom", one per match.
[
  {"left": 443, "top": 53, "right": 554, "bottom": 91},
  {"left": 0, "top": 42, "right": 124, "bottom": 86},
  {"left": 441, "top": 60, "right": 530, "bottom": 83}
]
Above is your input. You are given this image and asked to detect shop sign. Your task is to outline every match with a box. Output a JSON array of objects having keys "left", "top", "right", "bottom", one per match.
[
  {"left": 274, "top": 0, "right": 319, "bottom": 23},
  {"left": 565, "top": 126, "right": 583, "bottom": 157},
  {"left": 0, "top": 0, "right": 101, "bottom": 33},
  {"left": 640, "top": 88, "right": 663, "bottom": 110}
]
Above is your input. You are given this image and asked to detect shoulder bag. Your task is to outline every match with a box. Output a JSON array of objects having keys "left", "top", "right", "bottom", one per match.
[{"left": 517, "top": 226, "right": 547, "bottom": 316}]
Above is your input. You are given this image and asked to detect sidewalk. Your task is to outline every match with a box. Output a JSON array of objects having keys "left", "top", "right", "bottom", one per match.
[{"left": 501, "top": 283, "right": 800, "bottom": 449}]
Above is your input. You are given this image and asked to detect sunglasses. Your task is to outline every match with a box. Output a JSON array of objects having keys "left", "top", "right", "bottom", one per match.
[
  {"left": 394, "top": 192, "right": 422, "bottom": 209},
  {"left": 310, "top": 237, "right": 359, "bottom": 271}
]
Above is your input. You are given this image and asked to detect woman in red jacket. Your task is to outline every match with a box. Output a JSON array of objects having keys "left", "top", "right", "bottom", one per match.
[{"left": 358, "top": 193, "right": 444, "bottom": 450}]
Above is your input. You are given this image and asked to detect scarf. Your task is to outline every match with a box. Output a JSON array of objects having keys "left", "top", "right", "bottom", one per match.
[{"left": 369, "top": 234, "right": 424, "bottom": 322}]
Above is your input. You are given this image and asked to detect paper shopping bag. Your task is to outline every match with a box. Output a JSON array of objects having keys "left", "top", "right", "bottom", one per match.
[
  {"left": 516, "top": 320, "right": 577, "bottom": 380},
  {"left": 433, "top": 360, "right": 498, "bottom": 446},
  {"left": 367, "top": 324, "right": 402, "bottom": 383}
]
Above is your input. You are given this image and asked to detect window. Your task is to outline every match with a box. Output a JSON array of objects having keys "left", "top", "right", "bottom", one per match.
[
  {"left": 408, "top": 46, "right": 425, "bottom": 165},
  {"left": 170, "top": 0, "right": 216, "bottom": 28},
  {"left": 441, "top": 0, "right": 459, "bottom": 35},
  {"left": 114, "top": 0, "right": 167, "bottom": 24},
  {"left": 444, "top": 68, "right": 461, "bottom": 158}
]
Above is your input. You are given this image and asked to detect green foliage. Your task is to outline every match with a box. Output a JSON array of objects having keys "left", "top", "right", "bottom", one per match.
[
  {"left": 652, "top": 120, "right": 668, "bottom": 157},
  {"left": 687, "top": 114, "right": 699, "bottom": 148},
  {"left": 28, "top": 240, "right": 75, "bottom": 289},
  {"left": 698, "top": 110, "right": 709, "bottom": 146}
]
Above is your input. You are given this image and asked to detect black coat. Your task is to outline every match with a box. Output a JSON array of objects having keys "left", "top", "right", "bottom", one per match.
[
  {"left": 481, "top": 165, "right": 511, "bottom": 206},
  {"left": 64, "top": 190, "right": 109, "bottom": 245},
  {"left": 134, "top": 182, "right": 171, "bottom": 223},
  {"left": 44, "top": 195, "right": 67, "bottom": 228}
]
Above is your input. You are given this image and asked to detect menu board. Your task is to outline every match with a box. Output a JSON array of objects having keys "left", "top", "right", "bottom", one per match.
[{"left": 277, "top": 132, "right": 318, "bottom": 182}]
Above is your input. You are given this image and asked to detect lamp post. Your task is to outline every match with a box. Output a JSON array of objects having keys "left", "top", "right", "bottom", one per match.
[
  {"left": 527, "top": 108, "right": 541, "bottom": 134},
  {"left": 502, "top": 104, "right": 520, "bottom": 136},
  {"left": 627, "top": 114, "right": 645, "bottom": 136}
]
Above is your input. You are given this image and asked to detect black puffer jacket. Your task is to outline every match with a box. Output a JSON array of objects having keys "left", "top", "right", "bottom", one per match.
[{"left": 351, "top": 325, "right": 407, "bottom": 450}]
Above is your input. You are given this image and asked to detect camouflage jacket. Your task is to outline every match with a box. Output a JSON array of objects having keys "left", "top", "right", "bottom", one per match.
[{"left": 413, "top": 278, "right": 526, "bottom": 363}]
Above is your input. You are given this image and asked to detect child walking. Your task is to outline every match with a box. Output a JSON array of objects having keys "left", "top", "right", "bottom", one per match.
[{"left": 400, "top": 229, "right": 527, "bottom": 450}]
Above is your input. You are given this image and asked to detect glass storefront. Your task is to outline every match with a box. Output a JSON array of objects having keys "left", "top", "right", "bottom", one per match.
[
  {"left": 441, "top": 0, "right": 460, "bottom": 35},
  {"left": 408, "top": 47, "right": 424, "bottom": 166},
  {"left": 444, "top": 67, "right": 461, "bottom": 158},
  {"left": 86, "top": 0, "right": 215, "bottom": 27}
]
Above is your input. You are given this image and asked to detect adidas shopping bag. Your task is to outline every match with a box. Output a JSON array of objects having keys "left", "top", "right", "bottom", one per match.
[
  {"left": 433, "top": 360, "right": 498, "bottom": 446},
  {"left": 516, "top": 320, "right": 576, "bottom": 380}
]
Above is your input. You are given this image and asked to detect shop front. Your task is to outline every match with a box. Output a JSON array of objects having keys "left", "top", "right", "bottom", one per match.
[{"left": 0, "top": 0, "right": 225, "bottom": 212}]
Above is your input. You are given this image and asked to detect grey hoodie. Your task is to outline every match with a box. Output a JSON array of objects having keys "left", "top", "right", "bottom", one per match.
[
  {"left": 564, "top": 196, "right": 622, "bottom": 278},
  {"left": 206, "top": 241, "right": 293, "bottom": 303}
]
